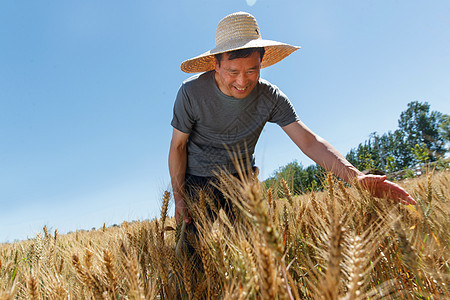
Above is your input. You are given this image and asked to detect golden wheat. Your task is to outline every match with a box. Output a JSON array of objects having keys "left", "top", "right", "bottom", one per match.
[{"left": 0, "top": 170, "right": 448, "bottom": 299}]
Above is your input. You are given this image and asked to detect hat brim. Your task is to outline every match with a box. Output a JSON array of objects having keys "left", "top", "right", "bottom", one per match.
[{"left": 181, "top": 39, "right": 300, "bottom": 73}]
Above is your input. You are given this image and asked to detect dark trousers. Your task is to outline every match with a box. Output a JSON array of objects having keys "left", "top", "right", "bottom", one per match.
[
  {"left": 181, "top": 173, "right": 237, "bottom": 265},
  {"left": 184, "top": 173, "right": 236, "bottom": 223},
  {"left": 179, "top": 170, "right": 255, "bottom": 293}
]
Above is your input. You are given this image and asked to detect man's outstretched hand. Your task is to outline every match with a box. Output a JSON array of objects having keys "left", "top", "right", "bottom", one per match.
[{"left": 357, "top": 174, "right": 417, "bottom": 205}]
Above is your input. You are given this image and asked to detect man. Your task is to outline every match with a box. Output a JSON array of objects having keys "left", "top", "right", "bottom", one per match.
[{"left": 169, "top": 12, "right": 416, "bottom": 225}]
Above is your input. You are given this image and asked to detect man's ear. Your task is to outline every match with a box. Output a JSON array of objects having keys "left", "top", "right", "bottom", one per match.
[{"left": 214, "top": 57, "right": 220, "bottom": 72}]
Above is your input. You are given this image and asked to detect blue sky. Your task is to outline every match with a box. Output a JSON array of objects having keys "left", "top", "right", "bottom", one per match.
[{"left": 1, "top": 0, "right": 449, "bottom": 243}]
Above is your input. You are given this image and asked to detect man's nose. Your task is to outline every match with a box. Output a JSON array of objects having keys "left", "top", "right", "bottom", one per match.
[{"left": 236, "top": 73, "right": 247, "bottom": 86}]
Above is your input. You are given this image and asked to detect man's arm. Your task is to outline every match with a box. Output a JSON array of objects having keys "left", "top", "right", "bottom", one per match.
[
  {"left": 168, "top": 128, "right": 191, "bottom": 223},
  {"left": 282, "top": 120, "right": 416, "bottom": 205}
]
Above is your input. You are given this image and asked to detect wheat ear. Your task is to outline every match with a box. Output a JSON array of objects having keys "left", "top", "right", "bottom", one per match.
[
  {"left": 182, "top": 255, "right": 193, "bottom": 300},
  {"left": 160, "top": 191, "right": 170, "bottom": 230},
  {"left": 103, "top": 249, "right": 118, "bottom": 295},
  {"left": 281, "top": 178, "right": 293, "bottom": 206},
  {"left": 27, "top": 272, "right": 39, "bottom": 300},
  {"left": 342, "top": 234, "right": 365, "bottom": 300},
  {"left": 320, "top": 217, "right": 345, "bottom": 300}
]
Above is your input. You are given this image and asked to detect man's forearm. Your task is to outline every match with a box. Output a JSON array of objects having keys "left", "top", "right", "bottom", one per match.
[
  {"left": 282, "top": 121, "right": 363, "bottom": 184},
  {"left": 303, "top": 135, "right": 363, "bottom": 183},
  {"left": 168, "top": 145, "right": 187, "bottom": 204}
]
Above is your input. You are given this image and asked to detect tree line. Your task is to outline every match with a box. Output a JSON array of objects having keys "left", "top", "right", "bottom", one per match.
[{"left": 264, "top": 101, "right": 449, "bottom": 195}]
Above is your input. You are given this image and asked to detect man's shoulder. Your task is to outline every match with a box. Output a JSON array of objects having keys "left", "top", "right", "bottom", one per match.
[
  {"left": 181, "top": 71, "right": 214, "bottom": 89},
  {"left": 258, "top": 78, "right": 285, "bottom": 98},
  {"left": 258, "top": 78, "right": 277, "bottom": 89}
]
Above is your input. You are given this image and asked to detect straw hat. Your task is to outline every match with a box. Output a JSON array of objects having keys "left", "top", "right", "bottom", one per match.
[{"left": 181, "top": 12, "right": 300, "bottom": 73}]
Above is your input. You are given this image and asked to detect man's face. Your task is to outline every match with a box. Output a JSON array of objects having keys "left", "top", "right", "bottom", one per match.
[{"left": 214, "top": 51, "right": 261, "bottom": 99}]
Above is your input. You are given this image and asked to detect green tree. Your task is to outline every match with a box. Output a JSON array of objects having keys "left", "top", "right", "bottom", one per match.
[
  {"left": 385, "top": 155, "right": 397, "bottom": 173},
  {"left": 358, "top": 144, "right": 376, "bottom": 171},
  {"left": 412, "top": 143, "right": 430, "bottom": 165},
  {"left": 264, "top": 160, "right": 325, "bottom": 196},
  {"left": 379, "top": 130, "right": 412, "bottom": 171},
  {"left": 398, "top": 101, "right": 446, "bottom": 161},
  {"left": 347, "top": 101, "right": 448, "bottom": 174},
  {"left": 438, "top": 114, "right": 450, "bottom": 145},
  {"left": 346, "top": 139, "right": 383, "bottom": 172}
]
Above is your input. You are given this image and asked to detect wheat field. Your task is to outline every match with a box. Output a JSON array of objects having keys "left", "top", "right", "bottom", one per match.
[{"left": 0, "top": 170, "right": 448, "bottom": 299}]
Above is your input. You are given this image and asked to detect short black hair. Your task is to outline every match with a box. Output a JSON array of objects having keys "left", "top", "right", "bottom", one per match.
[{"left": 215, "top": 47, "right": 265, "bottom": 66}]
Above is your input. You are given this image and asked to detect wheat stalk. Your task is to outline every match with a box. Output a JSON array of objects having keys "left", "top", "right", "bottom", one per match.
[{"left": 258, "top": 245, "right": 277, "bottom": 299}]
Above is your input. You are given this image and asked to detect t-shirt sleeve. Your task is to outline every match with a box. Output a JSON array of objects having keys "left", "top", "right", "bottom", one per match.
[
  {"left": 171, "top": 85, "right": 196, "bottom": 133},
  {"left": 268, "top": 88, "right": 300, "bottom": 127}
]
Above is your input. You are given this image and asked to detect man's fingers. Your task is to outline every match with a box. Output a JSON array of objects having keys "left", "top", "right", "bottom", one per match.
[
  {"left": 184, "top": 211, "right": 192, "bottom": 224},
  {"left": 182, "top": 208, "right": 192, "bottom": 224},
  {"left": 359, "top": 176, "right": 417, "bottom": 206},
  {"left": 390, "top": 188, "right": 417, "bottom": 205},
  {"left": 407, "top": 196, "right": 417, "bottom": 205},
  {"left": 398, "top": 195, "right": 416, "bottom": 205},
  {"left": 175, "top": 208, "right": 191, "bottom": 224}
]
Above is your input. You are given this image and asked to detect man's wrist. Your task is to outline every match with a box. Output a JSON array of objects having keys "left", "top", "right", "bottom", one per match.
[
  {"left": 174, "top": 195, "right": 186, "bottom": 205},
  {"left": 342, "top": 165, "right": 364, "bottom": 183}
]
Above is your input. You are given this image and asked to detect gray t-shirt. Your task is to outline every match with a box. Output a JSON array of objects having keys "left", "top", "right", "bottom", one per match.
[{"left": 171, "top": 70, "right": 299, "bottom": 176}]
